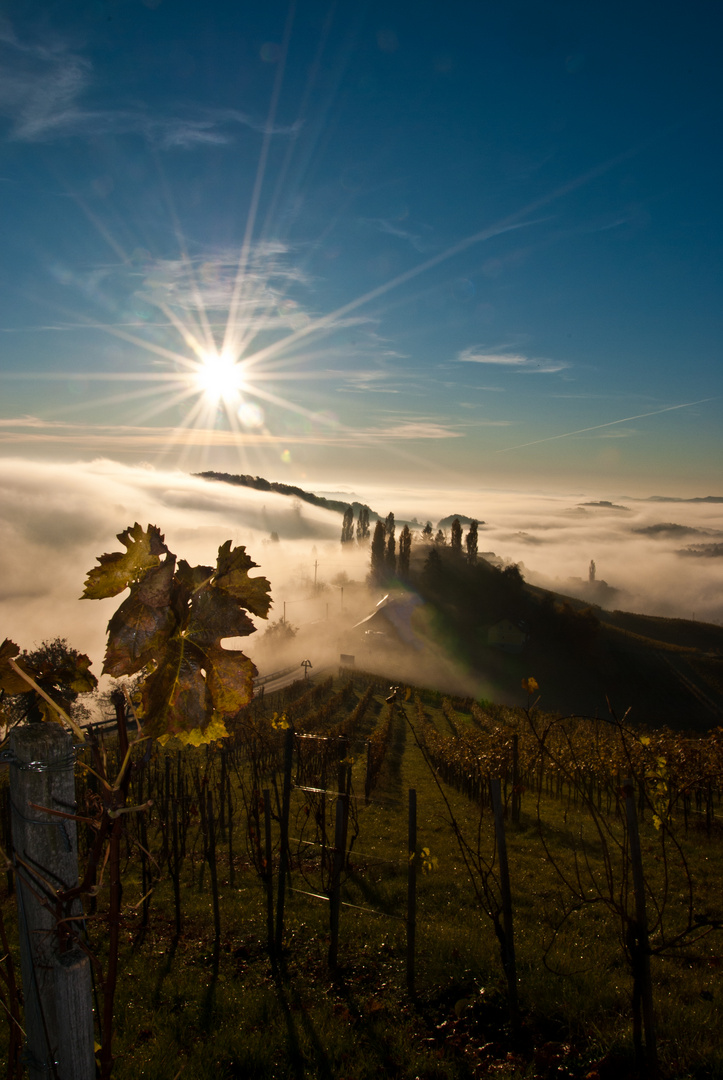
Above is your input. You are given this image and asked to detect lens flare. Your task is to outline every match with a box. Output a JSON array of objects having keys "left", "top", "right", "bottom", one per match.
[{"left": 237, "top": 399, "right": 264, "bottom": 428}]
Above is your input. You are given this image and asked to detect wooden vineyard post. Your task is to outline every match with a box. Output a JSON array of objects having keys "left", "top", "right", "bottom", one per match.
[
  {"left": 8, "top": 724, "right": 95, "bottom": 1080},
  {"left": 263, "top": 789, "right": 274, "bottom": 955},
  {"left": 171, "top": 799, "right": 182, "bottom": 941},
  {"left": 55, "top": 948, "right": 95, "bottom": 1080},
  {"left": 206, "top": 791, "right": 221, "bottom": 976},
  {"left": 407, "top": 788, "right": 417, "bottom": 998},
  {"left": 328, "top": 791, "right": 346, "bottom": 970},
  {"left": 275, "top": 726, "right": 293, "bottom": 953},
  {"left": 337, "top": 737, "right": 350, "bottom": 867},
  {"left": 490, "top": 776, "right": 520, "bottom": 1037},
  {"left": 227, "top": 762, "right": 235, "bottom": 888},
  {"left": 328, "top": 751, "right": 351, "bottom": 970},
  {"left": 365, "top": 739, "right": 372, "bottom": 804},
  {"left": 511, "top": 734, "right": 521, "bottom": 825},
  {"left": 623, "top": 778, "right": 658, "bottom": 1079}
]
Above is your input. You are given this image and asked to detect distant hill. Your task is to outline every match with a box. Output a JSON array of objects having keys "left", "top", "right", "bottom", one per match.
[
  {"left": 647, "top": 495, "right": 723, "bottom": 503},
  {"left": 579, "top": 500, "right": 630, "bottom": 511},
  {"left": 634, "top": 522, "right": 722, "bottom": 538},
  {"left": 436, "top": 514, "right": 483, "bottom": 529},
  {"left": 371, "top": 546, "right": 723, "bottom": 733},
  {"left": 196, "top": 471, "right": 377, "bottom": 520}
]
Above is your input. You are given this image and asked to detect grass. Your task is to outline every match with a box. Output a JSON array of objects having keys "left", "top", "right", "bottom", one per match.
[{"left": 2, "top": 675, "right": 723, "bottom": 1078}]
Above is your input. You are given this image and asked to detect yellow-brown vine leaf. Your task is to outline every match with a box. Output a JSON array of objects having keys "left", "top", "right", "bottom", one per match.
[
  {"left": 103, "top": 556, "right": 177, "bottom": 677},
  {"left": 204, "top": 645, "right": 257, "bottom": 717},
  {"left": 86, "top": 528, "right": 269, "bottom": 745},
  {"left": 0, "top": 639, "right": 30, "bottom": 695},
  {"left": 139, "top": 635, "right": 207, "bottom": 741},
  {"left": 82, "top": 523, "right": 168, "bottom": 600},
  {"left": 213, "top": 540, "right": 272, "bottom": 618},
  {"left": 185, "top": 586, "right": 257, "bottom": 646},
  {"left": 166, "top": 715, "right": 230, "bottom": 748},
  {"left": 138, "top": 636, "right": 253, "bottom": 745}
]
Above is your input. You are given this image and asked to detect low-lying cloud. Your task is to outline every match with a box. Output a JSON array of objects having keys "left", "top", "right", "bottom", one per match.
[
  {"left": 0, "top": 457, "right": 352, "bottom": 673},
  {"left": 1, "top": 459, "right": 721, "bottom": 695}
]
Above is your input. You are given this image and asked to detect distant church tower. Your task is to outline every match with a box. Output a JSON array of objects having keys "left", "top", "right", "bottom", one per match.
[{"left": 589, "top": 559, "right": 596, "bottom": 582}]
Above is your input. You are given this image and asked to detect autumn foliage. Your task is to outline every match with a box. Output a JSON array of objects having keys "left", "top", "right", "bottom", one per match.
[{"left": 82, "top": 523, "right": 271, "bottom": 744}]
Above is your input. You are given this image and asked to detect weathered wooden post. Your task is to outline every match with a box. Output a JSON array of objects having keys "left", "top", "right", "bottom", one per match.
[
  {"left": 328, "top": 752, "right": 351, "bottom": 970},
  {"left": 490, "top": 776, "right": 520, "bottom": 1037},
  {"left": 511, "top": 734, "right": 521, "bottom": 825},
  {"left": 623, "top": 778, "right": 658, "bottom": 1079},
  {"left": 275, "top": 726, "right": 293, "bottom": 953},
  {"left": 407, "top": 788, "right": 417, "bottom": 997},
  {"left": 263, "top": 789, "right": 274, "bottom": 955},
  {"left": 328, "top": 795, "right": 346, "bottom": 970},
  {"left": 8, "top": 724, "right": 94, "bottom": 1080}
]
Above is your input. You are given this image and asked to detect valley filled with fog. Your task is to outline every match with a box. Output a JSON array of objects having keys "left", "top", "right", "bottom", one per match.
[{"left": 1, "top": 457, "right": 721, "bottom": 688}]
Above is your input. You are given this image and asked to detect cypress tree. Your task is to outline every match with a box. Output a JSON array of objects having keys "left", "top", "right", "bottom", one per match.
[
  {"left": 341, "top": 507, "right": 354, "bottom": 544},
  {"left": 398, "top": 524, "right": 411, "bottom": 579},
  {"left": 370, "top": 520, "right": 386, "bottom": 583},
  {"left": 450, "top": 517, "right": 462, "bottom": 557},
  {"left": 466, "top": 520, "right": 478, "bottom": 564},
  {"left": 356, "top": 506, "right": 370, "bottom": 543},
  {"left": 384, "top": 512, "right": 396, "bottom": 574}
]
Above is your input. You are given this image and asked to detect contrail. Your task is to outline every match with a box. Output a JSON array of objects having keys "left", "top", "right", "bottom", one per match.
[{"left": 496, "top": 398, "right": 717, "bottom": 453}]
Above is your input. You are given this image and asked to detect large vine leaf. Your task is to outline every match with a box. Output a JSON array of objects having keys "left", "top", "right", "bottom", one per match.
[
  {"left": 213, "top": 541, "right": 272, "bottom": 618},
  {"left": 185, "top": 587, "right": 257, "bottom": 647},
  {"left": 82, "top": 523, "right": 167, "bottom": 600},
  {"left": 204, "top": 645, "right": 257, "bottom": 717},
  {"left": 85, "top": 527, "right": 271, "bottom": 746},
  {"left": 175, "top": 560, "right": 214, "bottom": 594},
  {"left": 103, "top": 556, "right": 177, "bottom": 677},
  {"left": 0, "top": 639, "right": 30, "bottom": 695},
  {"left": 139, "top": 636, "right": 207, "bottom": 741},
  {"left": 139, "top": 640, "right": 258, "bottom": 744}
]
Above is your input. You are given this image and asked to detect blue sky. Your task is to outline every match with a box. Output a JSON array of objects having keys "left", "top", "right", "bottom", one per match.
[{"left": 1, "top": 0, "right": 721, "bottom": 495}]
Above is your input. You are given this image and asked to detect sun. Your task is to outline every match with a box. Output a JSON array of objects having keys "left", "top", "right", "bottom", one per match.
[{"left": 193, "top": 350, "right": 247, "bottom": 403}]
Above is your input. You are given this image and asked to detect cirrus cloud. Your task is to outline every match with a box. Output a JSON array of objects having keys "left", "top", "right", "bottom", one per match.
[{"left": 457, "top": 347, "right": 569, "bottom": 374}]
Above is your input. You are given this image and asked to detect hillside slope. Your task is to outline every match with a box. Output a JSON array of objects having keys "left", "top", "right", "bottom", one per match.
[{"left": 361, "top": 548, "right": 723, "bottom": 732}]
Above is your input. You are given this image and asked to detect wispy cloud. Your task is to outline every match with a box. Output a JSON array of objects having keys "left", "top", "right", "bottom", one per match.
[
  {"left": 136, "top": 245, "right": 310, "bottom": 321},
  {"left": 0, "top": 414, "right": 463, "bottom": 450},
  {"left": 0, "top": 29, "right": 298, "bottom": 145},
  {"left": 326, "top": 369, "right": 399, "bottom": 393},
  {"left": 360, "top": 217, "right": 435, "bottom": 254},
  {"left": 457, "top": 347, "right": 569, "bottom": 374},
  {"left": 496, "top": 398, "right": 718, "bottom": 454}
]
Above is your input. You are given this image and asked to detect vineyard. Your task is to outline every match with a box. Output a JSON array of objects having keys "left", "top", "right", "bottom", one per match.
[{"left": 3, "top": 668, "right": 723, "bottom": 1079}]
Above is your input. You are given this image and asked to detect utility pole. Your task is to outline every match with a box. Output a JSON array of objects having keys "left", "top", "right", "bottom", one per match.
[{"left": 314, "top": 560, "right": 318, "bottom": 589}]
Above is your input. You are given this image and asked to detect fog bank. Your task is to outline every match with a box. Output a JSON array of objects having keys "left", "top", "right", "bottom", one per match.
[{"left": 1, "top": 460, "right": 721, "bottom": 696}]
